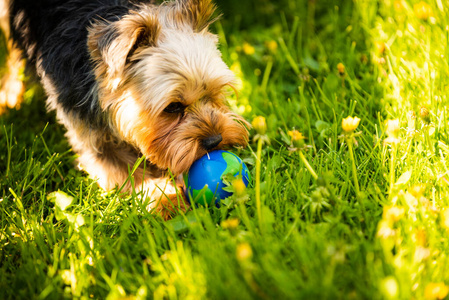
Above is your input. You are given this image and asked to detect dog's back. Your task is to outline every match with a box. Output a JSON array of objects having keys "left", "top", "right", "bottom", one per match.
[
  {"left": 8, "top": 0, "right": 137, "bottom": 122},
  {"left": 9, "top": 0, "right": 133, "bottom": 63}
]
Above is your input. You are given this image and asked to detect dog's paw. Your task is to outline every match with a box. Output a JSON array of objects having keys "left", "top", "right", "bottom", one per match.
[{"left": 154, "top": 191, "right": 190, "bottom": 221}]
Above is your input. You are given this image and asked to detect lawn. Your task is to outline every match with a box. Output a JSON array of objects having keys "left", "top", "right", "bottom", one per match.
[{"left": 1, "top": 0, "right": 449, "bottom": 299}]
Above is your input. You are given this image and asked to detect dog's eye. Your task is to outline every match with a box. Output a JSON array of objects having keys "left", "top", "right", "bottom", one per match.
[{"left": 163, "top": 102, "right": 185, "bottom": 114}]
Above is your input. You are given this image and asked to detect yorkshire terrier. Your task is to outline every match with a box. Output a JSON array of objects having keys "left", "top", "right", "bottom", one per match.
[{"left": 4, "top": 0, "right": 249, "bottom": 218}]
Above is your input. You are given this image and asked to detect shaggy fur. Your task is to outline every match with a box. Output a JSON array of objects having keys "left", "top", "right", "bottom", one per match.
[{"left": 5, "top": 0, "right": 249, "bottom": 218}]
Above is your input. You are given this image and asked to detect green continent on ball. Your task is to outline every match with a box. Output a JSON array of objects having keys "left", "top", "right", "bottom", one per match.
[
  {"left": 184, "top": 150, "right": 250, "bottom": 206},
  {"left": 188, "top": 183, "right": 215, "bottom": 206}
]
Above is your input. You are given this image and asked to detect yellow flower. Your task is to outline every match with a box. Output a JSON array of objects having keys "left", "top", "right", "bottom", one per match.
[
  {"left": 337, "top": 63, "right": 345, "bottom": 75},
  {"left": 342, "top": 116, "right": 361, "bottom": 133},
  {"left": 420, "top": 106, "right": 430, "bottom": 124},
  {"left": 266, "top": 40, "right": 278, "bottom": 52},
  {"left": 288, "top": 130, "right": 305, "bottom": 140},
  {"left": 414, "top": 1, "right": 433, "bottom": 20},
  {"left": 236, "top": 243, "right": 253, "bottom": 261},
  {"left": 232, "top": 178, "right": 247, "bottom": 197},
  {"left": 251, "top": 116, "right": 267, "bottom": 135},
  {"left": 288, "top": 130, "right": 306, "bottom": 148},
  {"left": 394, "top": 1, "right": 403, "bottom": 12},
  {"left": 424, "top": 282, "right": 449, "bottom": 300},
  {"left": 383, "top": 205, "right": 405, "bottom": 223},
  {"left": 409, "top": 184, "right": 426, "bottom": 198},
  {"left": 221, "top": 218, "right": 239, "bottom": 230},
  {"left": 375, "top": 41, "right": 386, "bottom": 55},
  {"left": 243, "top": 42, "right": 255, "bottom": 55},
  {"left": 413, "top": 229, "right": 427, "bottom": 246}
]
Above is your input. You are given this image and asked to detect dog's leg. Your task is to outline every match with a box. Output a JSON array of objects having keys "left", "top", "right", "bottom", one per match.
[
  {"left": 62, "top": 116, "right": 188, "bottom": 219},
  {"left": 138, "top": 176, "right": 190, "bottom": 220}
]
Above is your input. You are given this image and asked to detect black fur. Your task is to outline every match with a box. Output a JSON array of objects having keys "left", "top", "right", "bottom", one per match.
[{"left": 9, "top": 0, "right": 139, "bottom": 126}]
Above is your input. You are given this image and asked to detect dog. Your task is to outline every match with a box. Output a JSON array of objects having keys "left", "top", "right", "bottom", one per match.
[{"left": 4, "top": 0, "right": 249, "bottom": 218}]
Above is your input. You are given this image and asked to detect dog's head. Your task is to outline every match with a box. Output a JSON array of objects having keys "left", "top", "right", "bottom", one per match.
[{"left": 88, "top": 0, "right": 249, "bottom": 175}]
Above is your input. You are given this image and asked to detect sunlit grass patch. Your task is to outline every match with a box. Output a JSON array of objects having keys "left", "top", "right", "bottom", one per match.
[{"left": 1, "top": 0, "right": 449, "bottom": 298}]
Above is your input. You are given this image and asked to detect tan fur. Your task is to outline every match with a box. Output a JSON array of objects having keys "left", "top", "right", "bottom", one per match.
[
  {"left": 5, "top": 0, "right": 249, "bottom": 219},
  {"left": 84, "top": 0, "right": 250, "bottom": 218},
  {"left": 0, "top": 0, "right": 25, "bottom": 114}
]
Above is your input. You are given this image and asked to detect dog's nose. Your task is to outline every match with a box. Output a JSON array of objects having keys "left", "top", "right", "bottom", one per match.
[{"left": 202, "top": 134, "right": 222, "bottom": 150}]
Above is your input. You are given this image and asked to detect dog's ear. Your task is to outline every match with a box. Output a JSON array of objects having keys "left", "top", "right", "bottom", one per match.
[
  {"left": 88, "top": 11, "right": 161, "bottom": 83},
  {"left": 176, "top": 0, "right": 218, "bottom": 32}
]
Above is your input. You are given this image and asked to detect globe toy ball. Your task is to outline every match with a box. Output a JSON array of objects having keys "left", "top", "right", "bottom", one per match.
[{"left": 184, "top": 150, "right": 251, "bottom": 206}]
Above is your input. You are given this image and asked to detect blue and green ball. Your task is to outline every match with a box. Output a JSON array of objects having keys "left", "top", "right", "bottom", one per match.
[{"left": 184, "top": 150, "right": 251, "bottom": 206}]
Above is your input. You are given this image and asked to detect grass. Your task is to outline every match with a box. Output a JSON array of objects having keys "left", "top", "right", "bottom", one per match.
[{"left": 1, "top": 0, "right": 449, "bottom": 299}]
